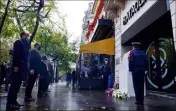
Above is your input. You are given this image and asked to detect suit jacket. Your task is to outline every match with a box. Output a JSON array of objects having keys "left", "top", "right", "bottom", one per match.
[
  {"left": 48, "top": 63, "right": 54, "bottom": 77},
  {"left": 40, "top": 61, "right": 49, "bottom": 82},
  {"left": 128, "top": 49, "right": 148, "bottom": 73},
  {"left": 11, "top": 39, "right": 29, "bottom": 81},
  {"left": 29, "top": 49, "right": 41, "bottom": 74}
]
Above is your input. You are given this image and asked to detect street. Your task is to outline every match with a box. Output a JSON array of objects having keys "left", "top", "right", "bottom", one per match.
[{"left": 1, "top": 82, "right": 176, "bottom": 110}]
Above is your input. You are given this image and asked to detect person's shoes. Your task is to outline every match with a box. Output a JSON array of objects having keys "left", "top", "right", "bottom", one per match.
[
  {"left": 135, "top": 101, "right": 144, "bottom": 105},
  {"left": 25, "top": 97, "right": 35, "bottom": 101},
  {"left": 6, "top": 104, "right": 20, "bottom": 110},
  {"left": 37, "top": 93, "right": 43, "bottom": 98},
  {"left": 15, "top": 101, "right": 24, "bottom": 107}
]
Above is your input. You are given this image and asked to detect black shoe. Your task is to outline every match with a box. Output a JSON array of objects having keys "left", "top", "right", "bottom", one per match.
[
  {"left": 6, "top": 104, "right": 20, "bottom": 110},
  {"left": 37, "top": 93, "right": 43, "bottom": 98},
  {"left": 15, "top": 101, "right": 24, "bottom": 107},
  {"left": 25, "top": 97, "right": 35, "bottom": 101},
  {"left": 135, "top": 101, "right": 144, "bottom": 105}
]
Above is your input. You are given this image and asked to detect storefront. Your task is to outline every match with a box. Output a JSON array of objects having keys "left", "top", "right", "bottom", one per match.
[
  {"left": 118, "top": 0, "right": 176, "bottom": 93},
  {"left": 78, "top": 0, "right": 116, "bottom": 90}
]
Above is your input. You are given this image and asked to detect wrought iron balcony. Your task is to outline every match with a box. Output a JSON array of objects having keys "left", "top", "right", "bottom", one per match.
[{"left": 104, "top": 0, "right": 125, "bottom": 12}]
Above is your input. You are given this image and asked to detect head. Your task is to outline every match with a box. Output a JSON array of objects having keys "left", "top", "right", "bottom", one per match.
[
  {"left": 132, "top": 42, "right": 141, "bottom": 49},
  {"left": 34, "top": 43, "right": 41, "bottom": 51},
  {"left": 104, "top": 58, "right": 108, "bottom": 65},
  {"left": 20, "top": 32, "right": 30, "bottom": 42},
  {"left": 3, "top": 61, "right": 6, "bottom": 65},
  {"left": 42, "top": 56, "right": 47, "bottom": 62}
]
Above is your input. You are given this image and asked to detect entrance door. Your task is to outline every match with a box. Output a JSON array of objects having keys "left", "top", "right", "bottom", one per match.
[{"left": 146, "top": 38, "right": 176, "bottom": 92}]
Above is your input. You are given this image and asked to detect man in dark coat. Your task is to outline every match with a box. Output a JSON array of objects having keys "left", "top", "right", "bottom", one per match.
[
  {"left": 128, "top": 42, "right": 148, "bottom": 105},
  {"left": 38, "top": 56, "right": 49, "bottom": 97},
  {"left": 48, "top": 62, "right": 54, "bottom": 84},
  {"left": 5, "top": 50, "right": 13, "bottom": 92},
  {"left": 6, "top": 32, "right": 30, "bottom": 110},
  {"left": 0, "top": 62, "right": 7, "bottom": 87},
  {"left": 66, "top": 71, "right": 71, "bottom": 86},
  {"left": 103, "top": 60, "right": 111, "bottom": 90},
  {"left": 25, "top": 43, "right": 41, "bottom": 101},
  {"left": 71, "top": 70, "right": 76, "bottom": 88}
]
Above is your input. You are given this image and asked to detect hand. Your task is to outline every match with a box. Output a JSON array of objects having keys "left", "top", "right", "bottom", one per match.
[
  {"left": 13, "top": 67, "right": 19, "bottom": 72},
  {"left": 30, "top": 69, "right": 35, "bottom": 75}
]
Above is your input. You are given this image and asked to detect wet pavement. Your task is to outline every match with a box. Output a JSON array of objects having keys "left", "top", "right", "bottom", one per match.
[{"left": 1, "top": 82, "right": 176, "bottom": 110}]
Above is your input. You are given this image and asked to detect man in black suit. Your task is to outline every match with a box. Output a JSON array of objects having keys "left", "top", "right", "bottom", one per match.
[
  {"left": 6, "top": 32, "right": 30, "bottom": 110},
  {"left": 72, "top": 70, "right": 76, "bottom": 88},
  {"left": 25, "top": 43, "right": 41, "bottom": 101},
  {"left": 38, "top": 56, "right": 49, "bottom": 97},
  {"left": 48, "top": 62, "right": 54, "bottom": 84}
]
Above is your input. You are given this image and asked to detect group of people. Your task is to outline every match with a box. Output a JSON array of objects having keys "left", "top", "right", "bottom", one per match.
[
  {"left": 3, "top": 32, "right": 54, "bottom": 110},
  {"left": 80, "top": 58, "right": 114, "bottom": 90},
  {"left": 65, "top": 70, "right": 77, "bottom": 88},
  {"left": 0, "top": 61, "right": 11, "bottom": 92}
]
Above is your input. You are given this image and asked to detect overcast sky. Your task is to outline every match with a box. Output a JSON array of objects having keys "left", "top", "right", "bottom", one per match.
[{"left": 57, "top": 1, "right": 92, "bottom": 42}]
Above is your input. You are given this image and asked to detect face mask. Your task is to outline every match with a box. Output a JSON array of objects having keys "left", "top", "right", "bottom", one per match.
[{"left": 26, "top": 37, "right": 30, "bottom": 42}]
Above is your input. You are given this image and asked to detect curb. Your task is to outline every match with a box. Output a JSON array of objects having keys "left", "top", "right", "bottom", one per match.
[{"left": 147, "top": 92, "right": 176, "bottom": 100}]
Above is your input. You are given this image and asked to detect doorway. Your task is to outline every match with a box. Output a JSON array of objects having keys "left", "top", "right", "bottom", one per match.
[{"left": 146, "top": 38, "right": 176, "bottom": 92}]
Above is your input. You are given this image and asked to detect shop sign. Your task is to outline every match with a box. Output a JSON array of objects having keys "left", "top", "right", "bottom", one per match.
[{"left": 123, "top": 0, "right": 147, "bottom": 25}]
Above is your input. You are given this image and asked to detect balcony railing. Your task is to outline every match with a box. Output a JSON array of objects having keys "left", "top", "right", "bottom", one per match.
[{"left": 104, "top": 0, "right": 125, "bottom": 12}]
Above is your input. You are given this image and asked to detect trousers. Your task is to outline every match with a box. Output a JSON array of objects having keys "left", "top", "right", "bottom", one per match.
[
  {"left": 25, "top": 74, "right": 38, "bottom": 97},
  {"left": 132, "top": 70, "right": 145, "bottom": 102},
  {"left": 7, "top": 72, "right": 22, "bottom": 105}
]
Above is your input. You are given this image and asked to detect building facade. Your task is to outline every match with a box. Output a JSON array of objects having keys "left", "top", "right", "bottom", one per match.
[
  {"left": 81, "top": 2, "right": 94, "bottom": 44},
  {"left": 103, "top": 0, "right": 176, "bottom": 93},
  {"left": 83, "top": 0, "right": 176, "bottom": 93}
]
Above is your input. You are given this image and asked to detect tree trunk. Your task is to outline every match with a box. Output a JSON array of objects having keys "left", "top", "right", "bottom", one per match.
[{"left": 0, "top": 0, "right": 11, "bottom": 36}]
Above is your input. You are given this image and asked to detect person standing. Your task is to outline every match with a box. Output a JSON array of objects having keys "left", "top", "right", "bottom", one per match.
[
  {"left": 48, "top": 62, "right": 54, "bottom": 84},
  {"left": 25, "top": 43, "right": 41, "bottom": 101},
  {"left": 128, "top": 42, "right": 148, "bottom": 105},
  {"left": 6, "top": 32, "right": 30, "bottom": 110},
  {"left": 103, "top": 59, "right": 111, "bottom": 90},
  {"left": 38, "top": 56, "right": 49, "bottom": 97},
  {"left": 5, "top": 50, "right": 13, "bottom": 92},
  {"left": 0, "top": 62, "right": 7, "bottom": 87},
  {"left": 66, "top": 71, "right": 71, "bottom": 86},
  {"left": 71, "top": 69, "right": 76, "bottom": 88}
]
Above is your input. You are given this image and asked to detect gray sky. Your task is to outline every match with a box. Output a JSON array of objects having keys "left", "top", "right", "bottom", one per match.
[{"left": 58, "top": 1, "right": 92, "bottom": 42}]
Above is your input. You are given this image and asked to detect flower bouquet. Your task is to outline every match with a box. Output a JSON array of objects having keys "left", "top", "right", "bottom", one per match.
[{"left": 112, "top": 89, "right": 129, "bottom": 99}]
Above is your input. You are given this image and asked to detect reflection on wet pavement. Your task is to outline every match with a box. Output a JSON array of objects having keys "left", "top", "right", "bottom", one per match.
[{"left": 0, "top": 82, "right": 176, "bottom": 110}]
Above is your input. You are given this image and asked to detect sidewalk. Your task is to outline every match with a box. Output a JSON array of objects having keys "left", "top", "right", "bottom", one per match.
[{"left": 0, "top": 83, "right": 176, "bottom": 110}]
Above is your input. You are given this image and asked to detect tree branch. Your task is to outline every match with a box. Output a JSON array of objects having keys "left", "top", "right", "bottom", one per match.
[
  {"left": 39, "top": 9, "right": 51, "bottom": 18},
  {"left": 30, "top": 10, "right": 40, "bottom": 43},
  {"left": 0, "top": 0, "right": 11, "bottom": 36},
  {"left": 30, "top": 0, "right": 44, "bottom": 43},
  {"left": 14, "top": 10, "right": 24, "bottom": 32}
]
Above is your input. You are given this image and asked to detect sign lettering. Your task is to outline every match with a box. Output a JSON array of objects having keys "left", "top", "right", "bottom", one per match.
[{"left": 123, "top": 0, "right": 147, "bottom": 25}]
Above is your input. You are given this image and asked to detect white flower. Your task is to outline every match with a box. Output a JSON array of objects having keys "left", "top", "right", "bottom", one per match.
[{"left": 112, "top": 89, "right": 129, "bottom": 99}]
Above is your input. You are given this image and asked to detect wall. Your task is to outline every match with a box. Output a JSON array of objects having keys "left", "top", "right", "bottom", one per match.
[
  {"left": 114, "top": 0, "right": 158, "bottom": 84},
  {"left": 170, "top": 0, "right": 176, "bottom": 50},
  {"left": 114, "top": 9, "right": 121, "bottom": 84},
  {"left": 121, "top": 0, "right": 157, "bottom": 35}
]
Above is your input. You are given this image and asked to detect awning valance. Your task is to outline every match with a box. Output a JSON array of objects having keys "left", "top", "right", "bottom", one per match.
[{"left": 79, "top": 37, "right": 115, "bottom": 55}]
